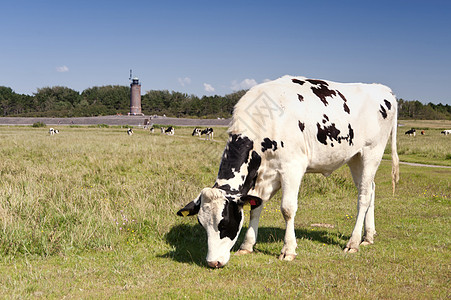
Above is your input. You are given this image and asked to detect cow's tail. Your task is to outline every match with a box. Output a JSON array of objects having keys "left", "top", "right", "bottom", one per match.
[{"left": 391, "top": 108, "right": 400, "bottom": 196}]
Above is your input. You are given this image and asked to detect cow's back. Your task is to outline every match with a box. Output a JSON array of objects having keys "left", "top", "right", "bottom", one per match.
[{"left": 229, "top": 75, "right": 397, "bottom": 174}]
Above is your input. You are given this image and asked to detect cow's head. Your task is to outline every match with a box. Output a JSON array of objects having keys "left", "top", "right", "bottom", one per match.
[{"left": 177, "top": 187, "right": 261, "bottom": 268}]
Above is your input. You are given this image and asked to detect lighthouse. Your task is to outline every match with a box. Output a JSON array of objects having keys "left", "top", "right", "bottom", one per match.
[{"left": 129, "top": 70, "right": 142, "bottom": 115}]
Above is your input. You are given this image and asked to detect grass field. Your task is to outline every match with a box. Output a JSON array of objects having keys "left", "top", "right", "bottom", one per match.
[{"left": 0, "top": 123, "right": 450, "bottom": 299}]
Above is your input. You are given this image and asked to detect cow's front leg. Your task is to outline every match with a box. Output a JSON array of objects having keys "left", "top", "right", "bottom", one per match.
[
  {"left": 236, "top": 204, "right": 264, "bottom": 255},
  {"left": 279, "top": 201, "right": 298, "bottom": 261}
]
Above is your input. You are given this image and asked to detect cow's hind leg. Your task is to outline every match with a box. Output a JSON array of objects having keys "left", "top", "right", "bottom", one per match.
[
  {"left": 345, "top": 154, "right": 379, "bottom": 253},
  {"left": 279, "top": 164, "right": 305, "bottom": 261}
]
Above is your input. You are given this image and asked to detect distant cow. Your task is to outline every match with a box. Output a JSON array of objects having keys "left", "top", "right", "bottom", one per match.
[
  {"left": 127, "top": 128, "right": 133, "bottom": 135},
  {"left": 192, "top": 127, "right": 202, "bottom": 137},
  {"left": 405, "top": 129, "right": 416, "bottom": 136},
  {"left": 201, "top": 128, "right": 214, "bottom": 140},
  {"left": 149, "top": 127, "right": 155, "bottom": 133},
  {"left": 421, "top": 130, "right": 425, "bottom": 135},
  {"left": 441, "top": 130, "right": 451, "bottom": 135},
  {"left": 49, "top": 128, "right": 59, "bottom": 135},
  {"left": 177, "top": 75, "right": 399, "bottom": 268},
  {"left": 160, "top": 127, "right": 166, "bottom": 134},
  {"left": 165, "top": 126, "right": 175, "bottom": 135}
]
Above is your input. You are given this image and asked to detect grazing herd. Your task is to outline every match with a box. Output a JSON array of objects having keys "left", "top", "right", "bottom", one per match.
[{"left": 404, "top": 128, "right": 451, "bottom": 137}]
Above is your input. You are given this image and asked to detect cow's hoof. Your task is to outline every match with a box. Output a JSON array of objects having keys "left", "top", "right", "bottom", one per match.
[
  {"left": 343, "top": 247, "right": 358, "bottom": 253},
  {"left": 235, "top": 249, "right": 252, "bottom": 256},
  {"left": 278, "top": 253, "right": 296, "bottom": 261},
  {"left": 360, "top": 240, "right": 373, "bottom": 246}
]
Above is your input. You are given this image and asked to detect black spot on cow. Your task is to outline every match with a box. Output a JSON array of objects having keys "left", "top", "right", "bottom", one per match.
[
  {"left": 261, "top": 138, "right": 278, "bottom": 152},
  {"left": 323, "top": 114, "right": 329, "bottom": 121},
  {"left": 316, "top": 123, "right": 341, "bottom": 145},
  {"left": 337, "top": 90, "right": 347, "bottom": 102},
  {"left": 218, "top": 200, "right": 241, "bottom": 240},
  {"left": 217, "top": 134, "right": 253, "bottom": 180},
  {"left": 384, "top": 99, "right": 392, "bottom": 110},
  {"left": 343, "top": 103, "right": 350, "bottom": 114},
  {"left": 297, "top": 94, "right": 304, "bottom": 102},
  {"left": 298, "top": 121, "right": 305, "bottom": 132},
  {"left": 310, "top": 83, "right": 336, "bottom": 106},
  {"left": 379, "top": 105, "right": 387, "bottom": 119},
  {"left": 306, "top": 79, "right": 329, "bottom": 86},
  {"left": 239, "top": 151, "right": 261, "bottom": 195},
  {"left": 292, "top": 78, "right": 305, "bottom": 85},
  {"left": 281, "top": 141, "right": 284, "bottom": 147},
  {"left": 316, "top": 122, "right": 355, "bottom": 146},
  {"left": 348, "top": 124, "right": 354, "bottom": 146}
]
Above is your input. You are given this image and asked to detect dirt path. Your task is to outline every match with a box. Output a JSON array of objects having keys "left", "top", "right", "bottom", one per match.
[
  {"left": 398, "top": 161, "right": 451, "bottom": 169},
  {"left": 0, "top": 116, "right": 231, "bottom": 127}
]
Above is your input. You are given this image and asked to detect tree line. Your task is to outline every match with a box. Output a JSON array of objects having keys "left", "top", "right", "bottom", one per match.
[{"left": 0, "top": 85, "right": 450, "bottom": 119}]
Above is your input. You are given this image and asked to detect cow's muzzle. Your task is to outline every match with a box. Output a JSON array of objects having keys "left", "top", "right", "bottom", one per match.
[{"left": 207, "top": 261, "right": 225, "bottom": 268}]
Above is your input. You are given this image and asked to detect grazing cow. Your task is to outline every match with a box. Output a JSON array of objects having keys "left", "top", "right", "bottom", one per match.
[
  {"left": 405, "top": 128, "right": 416, "bottom": 136},
  {"left": 441, "top": 130, "right": 451, "bottom": 135},
  {"left": 49, "top": 128, "right": 59, "bottom": 135},
  {"left": 160, "top": 127, "right": 166, "bottom": 134},
  {"left": 149, "top": 127, "right": 155, "bottom": 133},
  {"left": 177, "top": 75, "right": 399, "bottom": 268},
  {"left": 192, "top": 127, "right": 202, "bottom": 137},
  {"left": 201, "top": 128, "right": 214, "bottom": 140},
  {"left": 165, "top": 126, "right": 175, "bottom": 135},
  {"left": 421, "top": 130, "right": 425, "bottom": 135},
  {"left": 127, "top": 128, "right": 133, "bottom": 135}
]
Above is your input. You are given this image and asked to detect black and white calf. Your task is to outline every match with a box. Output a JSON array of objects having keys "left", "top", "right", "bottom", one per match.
[
  {"left": 192, "top": 127, "right": 202, "bottom": 137},
  {"left": 178, "top": 75, "right": 399, "bottom": 268},
  {"left": 165, "top": 126, "right": 175, "bottom": 135},
  {"left": 441, "top": 130, "right": 451, "bottom": 135},
  {"left": 49, "top": 128, "right": 59, "bottom": 135},
  {"left": 405, "top": 129, "right": 416, "bottom": 136},
  {"left": 127, "top": 128, "right": 133, "bottom": 135},
  {"left": 201, "top": 128, "right": 214, "bottom": 140}
]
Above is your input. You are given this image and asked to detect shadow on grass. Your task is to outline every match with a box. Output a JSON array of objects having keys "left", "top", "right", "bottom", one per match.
[{"left": 161, "top": 223, "right": 350, "bottom": 266}]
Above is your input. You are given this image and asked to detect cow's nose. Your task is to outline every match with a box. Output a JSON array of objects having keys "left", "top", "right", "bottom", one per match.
[{"left": 207, "top": 261, "right": 224, "bottom": 268}]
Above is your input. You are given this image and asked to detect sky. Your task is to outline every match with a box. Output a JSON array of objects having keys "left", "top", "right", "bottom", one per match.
[{"left": 1, "top": 0, "right": 451, "bottom": 105}]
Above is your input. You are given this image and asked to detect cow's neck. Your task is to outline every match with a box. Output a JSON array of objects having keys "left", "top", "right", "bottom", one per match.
[{"left": 213, "top": 134, "right": 261, "bottom": 200}]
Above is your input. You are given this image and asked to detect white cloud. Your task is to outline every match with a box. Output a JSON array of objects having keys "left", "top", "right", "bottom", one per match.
[
  {"left": 230, "top": 78, "right": 258, "bottom": 91},
  {"left": 203, "top": 83, "right": 215, "bottom": 93},
  {"left": 56, "top": 65, "right": 69, "bottom": 72},
  {"left": 178, "top": 77, "right": 191, "bottom": 87}
]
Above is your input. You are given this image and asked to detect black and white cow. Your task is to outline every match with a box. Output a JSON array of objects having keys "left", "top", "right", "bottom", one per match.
[
  {"left": 441, "top": 130, "right": 451, "bottom": 135},
  {"left": 177, "top": 75, "right": 399, "bottom": 268},
  {"left": 405, "top": 128, "right": 416, "bottom": 137},
  {"left": 165, "top": 126, "right": 175, "bottom": 135},
  {"left": 192, "top": 127, "right": 202, "bottom": 137},
  {"left": 201, "top": 128, "right": 214, "bottom": 140},
  {"left": 127, "top": 128, "right": 133, "bottom": 135},
  {"left": 49, "top": 128, "right": 59, "bottom": 135}
]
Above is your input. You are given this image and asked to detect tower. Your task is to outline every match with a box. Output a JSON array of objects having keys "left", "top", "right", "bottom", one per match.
[{"left": 129, "top": 70, "right": 142, "bottom": 115}]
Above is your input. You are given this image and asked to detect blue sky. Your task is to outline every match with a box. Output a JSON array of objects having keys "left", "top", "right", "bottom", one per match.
[{"left": 1, "top": 0, "right": 451, "bottom": 104}]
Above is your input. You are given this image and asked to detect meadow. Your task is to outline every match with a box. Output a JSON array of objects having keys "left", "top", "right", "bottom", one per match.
[{"left": 0, "top": 122, "right": 449, "bottom": 299}]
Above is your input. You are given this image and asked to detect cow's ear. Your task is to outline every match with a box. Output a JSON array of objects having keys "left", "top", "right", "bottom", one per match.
[
  {"left": 177, "top": 195, "right": 201, "bottom": 217},
  {"left": 238, "top": 195, "right": 262, "bottom": 209}
]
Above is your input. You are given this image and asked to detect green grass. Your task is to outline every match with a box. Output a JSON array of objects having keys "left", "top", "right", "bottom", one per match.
[
  {"left": 0, "top": 124, "right": 450, "bottom": 299},
  {"left": 383, "top": 120, "right": 451, "bottom": 166}
]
